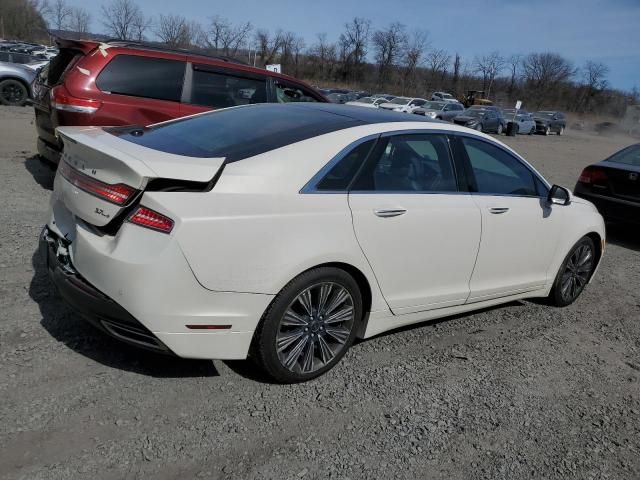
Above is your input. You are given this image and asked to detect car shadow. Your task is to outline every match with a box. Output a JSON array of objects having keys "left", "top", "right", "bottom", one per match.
[
  {"left": 606, "top": 222, "right": 640, "bottom": 252},
  {"left": 24, "top": 155, "right": 55, "bottom": 190},
  {"left": 29, "top": 249, "right": 219, "bottom": 378}
]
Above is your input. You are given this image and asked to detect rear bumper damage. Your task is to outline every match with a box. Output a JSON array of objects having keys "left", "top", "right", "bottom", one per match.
[{"left": 40, "top": 225, "right": 271, "bottom": 360}]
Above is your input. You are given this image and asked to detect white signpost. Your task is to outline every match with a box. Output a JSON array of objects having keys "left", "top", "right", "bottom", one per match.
[
  {"left": 265, "top": 64, "right": 282, "bottom": 73},
  {"left": 515, "top": 100, "right": 522, "bottom": 110}
]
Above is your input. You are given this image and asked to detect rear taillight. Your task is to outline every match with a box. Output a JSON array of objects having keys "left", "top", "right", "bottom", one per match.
[
  {"left": 127, "top": 207, "right": 174, "bottom": 234},
  {"left": 51, "top": 85, "right": 101, "bottom": 113},
  {"left": 578, "top": 167, "right": 608, "bottom": 184},
  {"left": 58, "top": 161, "right": 136, "bottom": 205}
]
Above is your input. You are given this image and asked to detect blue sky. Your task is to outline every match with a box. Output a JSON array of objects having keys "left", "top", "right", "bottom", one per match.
[{"left": 70, "top": 0, "right": 639, "bottom": 90}]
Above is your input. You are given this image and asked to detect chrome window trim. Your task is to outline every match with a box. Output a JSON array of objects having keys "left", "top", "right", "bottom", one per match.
[{"left": 300, "top": 127, "right": 551, "bottom": 199}]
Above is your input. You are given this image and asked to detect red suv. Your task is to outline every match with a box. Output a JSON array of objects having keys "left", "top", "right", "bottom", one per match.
[{"left": 33, "top": 39, "right": 327, "bottom": 164}]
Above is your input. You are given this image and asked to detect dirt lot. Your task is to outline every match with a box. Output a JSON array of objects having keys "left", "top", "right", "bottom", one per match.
[{"left": 1, "top": 106, "right": 639, "bottom": 480}]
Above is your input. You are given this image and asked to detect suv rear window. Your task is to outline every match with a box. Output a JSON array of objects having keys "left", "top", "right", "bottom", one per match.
[
  {"left": 108, "top": 104, "right": 362, "bottom": 161},
  {"left": 96, "top": 55, "right": 185, "bottom": 102},
  {"left": 190, "top": 65, "right": 267, "bottom": 108}
]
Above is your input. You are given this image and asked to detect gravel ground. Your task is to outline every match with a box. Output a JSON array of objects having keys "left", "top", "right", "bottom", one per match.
[{"left": 1, "top": 106, "right": 639, "bottom": 480}]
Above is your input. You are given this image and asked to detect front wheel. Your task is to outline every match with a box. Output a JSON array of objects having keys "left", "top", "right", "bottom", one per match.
[
  {"left": 557, "top": 126, "right": 565, "bottom": 136},
  {"left": 0, "top": 79, "right": 28, "bottom": 106},
  {"left": 252, "top": 267, "right": 362, "bottom": 383},
  {"left": 544, "top": 126, "right": 551, "bottom": 136},
  {"left": 529, "top": 127, "right": 535, "bottom": 135},
  {"left": 548, "top": 236, "right": 597, "bottom": 307},
  {"left": 475, "top": 123, "right": 483, "bottom": 131},
  {"left": 496, "top": 124, "right": 503, "bottom": 135}
]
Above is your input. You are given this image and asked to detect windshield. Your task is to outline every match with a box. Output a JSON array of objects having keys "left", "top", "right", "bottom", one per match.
[
  {"left": 441, "top": 93, "right": 453, "bottom": 99},
  {"left": 606, "top": 145, "right": 640, "bottom": 167},
  {"left": 389, "top": 97, "right": 410, "bottom": 105},
  {"left": 424, "top": 101, "right": 446, "bottom": 110},
  {"left": 356, "top": 97, "right": 375, "bottom": 104},
  {"left": 464, "top": 109, "right": 486, "bottom": 118}
]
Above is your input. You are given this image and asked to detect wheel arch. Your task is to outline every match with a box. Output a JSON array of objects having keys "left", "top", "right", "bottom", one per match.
[{"left": 0, "top": 76, "right": 32, "bottom": 102}]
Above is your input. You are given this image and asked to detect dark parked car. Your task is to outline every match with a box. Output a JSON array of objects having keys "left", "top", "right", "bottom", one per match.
[
  {"left": 0, "top": 61, "right": 36, "bottom": 106},
  {"left": 533, "top": 111, "right": 566, "bottom": 135},
  {"left": 413, "top": 101, "right": 464, "bottom": 121},
  {"left": 574, "top": 143, "right": 640, "bottom": 225},
  {"left": 33, "top": 38, "right": 327, "bottom": 165},
  {"left": 453, "top": 107, "right": 506, "bottom": 134}
]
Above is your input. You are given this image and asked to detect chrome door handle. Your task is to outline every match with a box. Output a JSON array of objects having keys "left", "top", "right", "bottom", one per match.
[
  {"left": 489, "top": 207, "right": 509, "bottom": 214},
  {"left": 374, "top": 208, "right": 407, "bottom": 218}
]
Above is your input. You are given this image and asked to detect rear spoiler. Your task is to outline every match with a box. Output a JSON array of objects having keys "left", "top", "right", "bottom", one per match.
[{"left": 53, "top": 37, "right": 101, "bottom": 55}]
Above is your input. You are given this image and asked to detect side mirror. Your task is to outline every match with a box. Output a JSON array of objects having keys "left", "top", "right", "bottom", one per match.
[{"left": 548, "top": 184, "right": 571, "bottom": 205}]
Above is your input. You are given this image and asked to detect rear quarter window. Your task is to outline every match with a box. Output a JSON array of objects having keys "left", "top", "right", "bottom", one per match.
[{"left": 96, "top": 54, "right": 186, "bottom": 102}]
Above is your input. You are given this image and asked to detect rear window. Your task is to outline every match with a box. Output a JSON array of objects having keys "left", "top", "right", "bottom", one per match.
[
  {"left": 190, "top": 65, "right": 267, "bottom": 108},
  {"left": 96, "top": 55, "right": 185, "bottom": 102},
  {"left": 107, "top": 104, "right": 362, "bottom": 161},
  {"left": 606, "top": 145, "right": 640, "bottom": 167}
]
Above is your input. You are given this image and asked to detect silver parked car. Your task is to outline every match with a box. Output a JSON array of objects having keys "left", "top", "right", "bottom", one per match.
[
  {"left": 413, "top": 101, "right": 465, "bottom": 121},
  {"left": 0, "top": 61, "right": 36, "bottom": 106}
]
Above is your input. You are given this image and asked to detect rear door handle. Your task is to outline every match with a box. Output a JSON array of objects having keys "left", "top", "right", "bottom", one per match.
[
  {"left": 489, "top": 207, "right": 509, "bottom": 214},
  {"left": 374, "top": 208, "right": 407, "bottom": 218}
]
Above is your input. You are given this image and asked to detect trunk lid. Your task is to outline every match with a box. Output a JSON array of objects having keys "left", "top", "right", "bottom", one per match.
[
  {"left": 600, "top": 162, "right": 640, "bottom": 202},
  {"left": 55, "top": 126, "right": 224, "bottom": 227}
]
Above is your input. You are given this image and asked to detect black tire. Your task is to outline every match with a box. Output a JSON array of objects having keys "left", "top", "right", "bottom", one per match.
[
  {"left": 529, "top": 127, "right": 535, "bottom": 135},
  {"left": 0, "top": 79, "right": 29, "bottom": 106},
  {"left": 251, "top": 267, "right": 363, "bottom": 383},
  {"left": 557, "top": 126, "right": 565, "bottom": 136},
  {"left": 548, "top": 236, "right": 597, "bottom": 307},
  {"left": 544, "top": 126, "right": 551, "bottom": 136},
  {"left": 475, "top": 123, "right": 483, "bottom": 132},
  {"left": 496, "top": 123, "right": 503, "bottom": 135}
]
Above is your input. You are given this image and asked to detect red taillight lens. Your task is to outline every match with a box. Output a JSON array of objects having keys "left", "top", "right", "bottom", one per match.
[
  {"left": 127, "top": 206, "right": 174, "bottom": 234},
  {"left": 578, "top": 167, "right": 608, "bottom": 184},
  {"left": 58, "top": 161, "right": 136, "bottom": 205},
  {"left": 51, "top": 85, "right": 102, "bottom": 113}
]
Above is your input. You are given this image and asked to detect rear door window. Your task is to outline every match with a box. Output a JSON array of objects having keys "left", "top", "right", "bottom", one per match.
[
  {"left": 96, "top": 55, "right": 186, "bottom": 102},
  {"left": 190, "top": 65, "right": 268, "bottom": 108}
]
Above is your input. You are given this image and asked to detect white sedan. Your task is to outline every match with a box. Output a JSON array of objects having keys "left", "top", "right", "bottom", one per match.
[
  {"left": 378, "top": 97, "right": 428, "bottom": 113},
  {"left": 345, "top": 96, "right": 388, "bottom": 108},
  {"left": 42, "top": 103, "right": 605, "bottom": 383}
]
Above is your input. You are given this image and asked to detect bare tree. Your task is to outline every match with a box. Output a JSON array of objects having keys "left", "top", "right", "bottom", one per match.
[
  {"left": 68, "top": 6, "right": 90, "bottom": 37},
  {"left": 254, "top": 28, "right": 283, "bottom": 66},
  {"left": 580, "top": 60, "right": 609, "bottom": 111},
  {"left": 522, "top": 52, "right": 575, "bottom": 108},
  {"left": 400, "top": 29, "right": 429, "bottom": 94},
  {"left": 205, "top": 16, "right": 252, "bottom": 57},
  {"left": 309, "top": 33, "right": 336, "bottom": 80},
  {"left": 155, "top": 14, "right": 192, "bottom": 48},
  {"left": 372, "top": 22, "right": 408, "bottom": 88},
  {"left": 291, "top": 36, "right": 305, "bottom": 77},
  {"left": 424, "top": 48, "right": 450, "bottom": 92},
  {"left": 506, "top": 54, "right": 521, "bottom": 100},
  {"left": 474, "top": 51, "right": 505, "bottom": 98},
  {"left": 49, "top": 0, "right": 70, "bottom": 30},
  {"left": 101, "top": 0, "right": 147, "bottom": 40},
  {"left": 339, "top": 17, "right": 371, "bottom": 81},
  {"left": 0, "top": 0, "right": 49, "bottom": 41},
  {"left": 451, "top": 53, "right": 461, "bottom": 96}
]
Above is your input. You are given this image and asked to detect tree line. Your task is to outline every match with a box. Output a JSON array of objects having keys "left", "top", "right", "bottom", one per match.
[{"left": 3, "top": 0, "right": 638, "bottom": 116}]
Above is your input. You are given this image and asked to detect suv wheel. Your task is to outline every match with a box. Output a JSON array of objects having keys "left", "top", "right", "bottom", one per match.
[
  {"left": 496, "top": 124, "right": 503, "bottom": 135},
  {"left": 557, "top": 126, "right": 565, "bottom": 136},
  {"left": 0, "top": 79, "right": 28, "bottom": 106},
  {"left": 252, "top": 267, "right": 362, "bottom": 383}
]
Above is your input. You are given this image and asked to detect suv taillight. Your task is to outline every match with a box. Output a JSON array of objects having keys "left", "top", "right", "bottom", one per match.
[
  {"left": 578, "top": 167, "right": 608, "bottom": 185},
  {"left": 58, "top": 161, "right": 136, "bottom": 205},
  {"left": 51, "top": 85, "right": 101, "bottom": 113},
  {"left": 127, "top": 207, "right": 174, "bottom": 234}
]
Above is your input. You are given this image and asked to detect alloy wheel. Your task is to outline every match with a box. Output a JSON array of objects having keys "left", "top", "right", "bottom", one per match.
[
  {"left": 0, "top": 81, "right": 26, "bottom": 106},
  {"left": 560, "top": 242, "right": 594, "bottom": 303},
  {"left": 276, "top": 282, "right": 355, "bottom": 374}
]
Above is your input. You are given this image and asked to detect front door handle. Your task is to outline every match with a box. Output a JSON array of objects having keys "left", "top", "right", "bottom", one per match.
[
  {"left": 374, "top": 208, "right": 407, "bottom": 218},
  {"left": 489, "top": 207, "right": 510, "bottom": 214}
]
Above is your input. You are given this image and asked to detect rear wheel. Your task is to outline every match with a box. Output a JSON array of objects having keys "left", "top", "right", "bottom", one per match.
[
  {"left": 557, "top": 126, "right": 565, "bottom": 136},
  {"left": 0, "top": 79, "right": 28, "bottom": 106},
  {"left": 252, "top": 267, "right": 362, "bottom": 383},
  {"left": 475, "top": 123, "right": 483, "bottom": 131},
  {"left": 549, "top": 236, "right": 596, "bottom": 307},
  {"left": 496, "top": 124, "right": 503, "bottom": 135}
]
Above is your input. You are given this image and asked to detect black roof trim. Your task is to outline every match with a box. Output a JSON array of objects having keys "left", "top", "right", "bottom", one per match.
[{"left": 102, "top": 39, "right": 247, "bottom": 65}]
